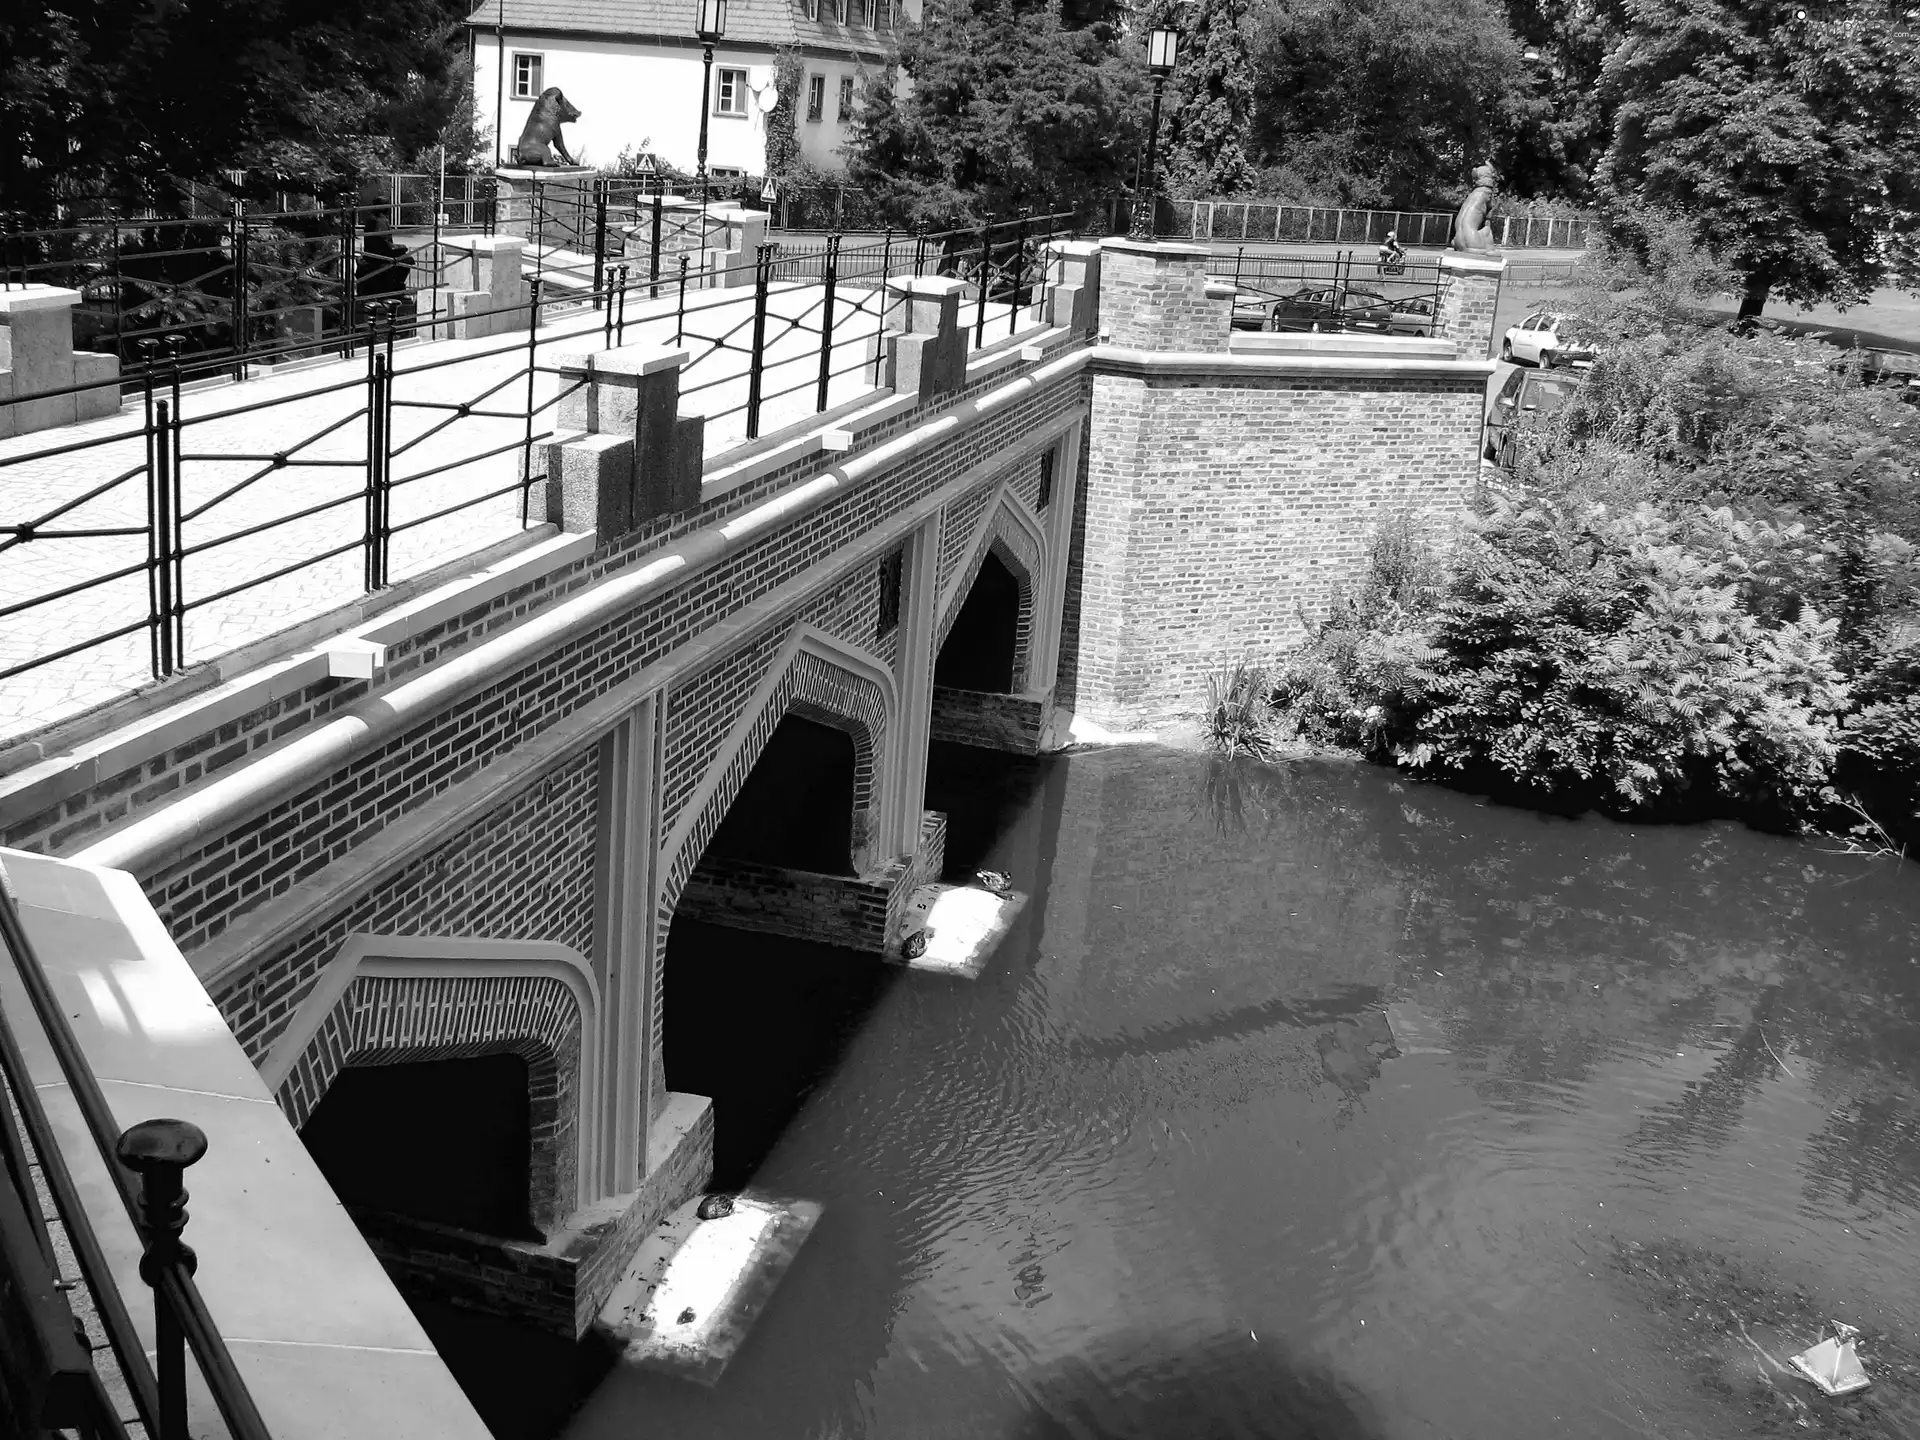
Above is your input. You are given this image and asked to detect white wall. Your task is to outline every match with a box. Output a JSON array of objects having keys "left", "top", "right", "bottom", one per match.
[{"left": 475, "top": 34, "right": 880, "bottom": 178}]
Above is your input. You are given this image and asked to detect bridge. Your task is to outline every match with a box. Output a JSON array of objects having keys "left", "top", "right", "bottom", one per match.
[{"left": 0, "top": 230, "right": 1503, "bottom": 1437}]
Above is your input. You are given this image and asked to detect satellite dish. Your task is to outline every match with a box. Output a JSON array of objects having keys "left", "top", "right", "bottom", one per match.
[{"left": 756, "top": 86, "right": 780, "bottom": 114}]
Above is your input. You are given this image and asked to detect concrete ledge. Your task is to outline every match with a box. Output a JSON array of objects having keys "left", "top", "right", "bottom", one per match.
[
  {"left": 930, "top": 686, "right": 1047, "bottom": 754},
  {"left": 1439, "top": 253, "right": 1509, "bottom": 273},
  {"left": 1229, "top": 333, "right": 1460, "bottom": 361},
  {"left": 1092, "top": 345, "right": 1498, "bottom": 381}
]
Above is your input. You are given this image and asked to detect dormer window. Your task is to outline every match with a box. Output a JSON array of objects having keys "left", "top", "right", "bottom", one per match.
[{"left": 803, "top": 0, "right": 819, "bottom": 17}]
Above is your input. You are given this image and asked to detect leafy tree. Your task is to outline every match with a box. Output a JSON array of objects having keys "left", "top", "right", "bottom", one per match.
[
  {"left": 1140, "top": 0, "right": 1258, "bottom": 199},
  {"left": 1595, "top": 0, "right": 1920, "bottom": 319},
  {"left": 844, "top": 0, "right": 1142, "bottom": 225},
  {"left": 1246, "top": 0, "right": 1533, "bottom": 208},
  {"left": 1495, "top": 0, "right": 1627, "bottom": 200},
  {"left": 1, "top": 0, "right": 476, "bottom": 222},
  {"left": 764, "top": 48, "right": 805, "bottom": 182}
]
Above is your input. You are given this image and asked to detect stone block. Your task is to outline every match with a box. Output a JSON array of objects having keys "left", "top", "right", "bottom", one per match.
[
  {"left": 1043, "top": 240, "right": 1103, "bottom": 334},
  {"left": 72, "top": 351, "right": 122, "bottom": 422},
  {"left": 547, "top": 433, "right": 638, "bottom": 535},
  {"left": 1096, "top": 239, "right": 1228, "bottom": 353},
  {"left": 882, "top": 276, "right": 968, "bottom": 404},
  {"left": 0, "top": 286, "right": 88, "bottom": 436}
]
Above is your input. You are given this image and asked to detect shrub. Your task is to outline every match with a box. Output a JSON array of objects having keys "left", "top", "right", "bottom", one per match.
[{"left": 1202, "top": 658, "right": 1279, "bottom": 761}]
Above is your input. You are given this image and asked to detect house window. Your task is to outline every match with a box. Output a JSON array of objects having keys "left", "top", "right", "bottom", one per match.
[
  {"left": 802, "top": 0, "right": 819, "bottom": 17},
  {"left": 715, "top": 67, "right": 750, "bottom": 116},
  {"left": 1037, "top": 449, "right": 1055, "bottom": 510},
  {"left": 806, "top": 74, "right": 826, "bottom": 121},
  {"left": 856, "top": 0, "right": 873, "bottom": 23},
  {"left": 511, "top": 52, "right": 544, "bottom": 99},
  {"left": 834, "top": 0, "right": 849, "bottom": 22},
  {"left": 837, "top": 76, "right": 855, "bottom": 119},
  {"left": 877, "top": 548, "right": 904, "bottom": 636}
]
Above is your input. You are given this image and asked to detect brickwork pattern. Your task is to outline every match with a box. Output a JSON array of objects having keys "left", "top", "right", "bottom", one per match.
[
  {"left": 934, "top": 518, "right": 1040, "bottom": 694},
  {"left": 273, "top": 971, "right": 582, "bottom": 1231},
  {"left": 1436, "top": 263, "right": 1504, "bottom": 360},
  {"left": 935, "top": 483, "right": 997, "bottom": 599},
  {"left": 1097, "top": 244, "right": 1230, "bottom": 354},
  {"left": 209, "top": 746, "right": 599, "bottom": 1063},
  {"left": 1078, "top": 370, "right": 1481, "bottom": 729},
  {"left": 102, "top": 370, "right": 1087, "bottom": 965},
  {"left": 1052, "top": 433, "right": 1094, "bottom": 712},
  {"left": 928, "top": 686, "right": 1046, "bottom": 754},
  {"left": 0, "top": 335, "right": 1086, "bottom": 861}
]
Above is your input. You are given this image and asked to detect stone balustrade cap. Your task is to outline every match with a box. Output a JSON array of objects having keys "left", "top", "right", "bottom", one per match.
[
  {"left": 1203, "top": 279, "right": 1238, "bottom": 299},
  {"left": 551, "top": 345, "right": 692, "bottom": 379},
  {"left": 442, "top": 235, "right": 527, "bottom": 254},
  {"left": 0, "top": 285, "right": 83, "bottom": 314},
  {"left": 1042, "top": 239, "right": 1103, "bottom": 259},
  {"left": 1439, "top": 252, "right": 1507, "bottom": 273},
  {"left": 886, "top": 275, "right": 969, "bottom": 299},
  {"left": 1101, "top": 238, "right": 1208, "bottom": 261}
]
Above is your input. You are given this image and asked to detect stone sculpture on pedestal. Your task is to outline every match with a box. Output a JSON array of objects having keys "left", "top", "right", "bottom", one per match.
[{"left": 1450, "top": 162, "right": 1500, "bottom": 253}]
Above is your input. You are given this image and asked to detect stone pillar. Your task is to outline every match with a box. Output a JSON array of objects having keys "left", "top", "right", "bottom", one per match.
[
  {"left": 419, "top": 235, "right": 530, "bottom": 341},
  {"left": 540, "top": 344, "right": 703, "bottom": 538},
  {"left": 1435, "top": 254, "right": 1506, "bottom": 360},
  {"left": 1094, "top": 239, "right": 1231, "bottom": 353},
  {"left": 0, "top": 286, "right": 122, "bottom": 439},
  {"left": 878, "top": 276, "right": 968, "bottom": 405},
  {"left": 1041, "top": 240, "right": 1102, "bottom": 335}
]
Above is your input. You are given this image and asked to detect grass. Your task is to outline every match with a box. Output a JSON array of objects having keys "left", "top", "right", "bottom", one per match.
[{"left": 1202, "top": 657, "right": 1278, "bottom": 762}]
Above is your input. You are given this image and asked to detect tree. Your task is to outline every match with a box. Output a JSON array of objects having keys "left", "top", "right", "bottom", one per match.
[
  {"left": 1595, "top": 0, "right": 1920, "bottom": 319},
  {"left": 1246, "top": 0, "right": 1533, "bottom": 208},
  {"left": 765, "top": 48, "right": 805, "bottom": 182},
  {"left": 844, "top": 0, "right": 1142, "bottom": 224},
  {"left": 1, "top": 0, "right": 476, "bottom": 221},
  {"left": 1495, "top": 0, "right": 1627, "bottom": 201},
  {"left": 1141, "top": 0, "right": 1258, "bottom": 199}
]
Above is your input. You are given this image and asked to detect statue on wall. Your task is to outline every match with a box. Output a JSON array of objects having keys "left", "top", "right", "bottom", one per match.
[
  {"left": 512, "top": 88, "right": 583, "bottom": 166},
  {"left": 1450, "top": 162, "right": 1500, "bottom": 253}
]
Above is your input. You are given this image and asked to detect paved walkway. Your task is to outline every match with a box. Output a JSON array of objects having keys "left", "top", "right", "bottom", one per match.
[{"left": 0, "top": 275, "right": 1025, "bottom": 749}]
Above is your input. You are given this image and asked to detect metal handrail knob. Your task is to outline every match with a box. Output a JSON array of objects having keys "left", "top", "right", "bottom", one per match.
[{"left": 116, "top": 1119, "right": 208, "bottom": 1282}]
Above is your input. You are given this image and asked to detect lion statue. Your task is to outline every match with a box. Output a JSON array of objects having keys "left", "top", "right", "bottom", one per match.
[
  {"left": 1450, "top": 162, "right": 1500, "bottom": 253},
  {"left": 512, "top": 88, "right": 582, "bottom": 166}
]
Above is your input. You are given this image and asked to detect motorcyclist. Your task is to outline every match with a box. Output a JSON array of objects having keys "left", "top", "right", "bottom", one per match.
[{"left": 1378, "top": 230, "right": 1406, "bottom": 270}]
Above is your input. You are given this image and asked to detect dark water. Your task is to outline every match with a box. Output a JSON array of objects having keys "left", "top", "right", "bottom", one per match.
[{"left": 549, "top": 744, "right": 1920, "bottom": 1440}]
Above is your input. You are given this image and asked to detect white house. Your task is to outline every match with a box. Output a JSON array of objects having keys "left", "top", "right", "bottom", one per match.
[{"left": 466, "top": 0, "right": 916, "bottom": 181}]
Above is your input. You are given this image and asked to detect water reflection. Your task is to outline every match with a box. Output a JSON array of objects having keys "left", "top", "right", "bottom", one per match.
[{"left": 554, "top": 745, "right": 1920, "bottom": 1440}]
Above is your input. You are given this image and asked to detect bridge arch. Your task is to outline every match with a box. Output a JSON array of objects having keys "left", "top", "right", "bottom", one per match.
[
  {"left": 937, "top": 486, "right": 1049, "bottom": 694},
  {"left": 260, "top": 936, "right": 602, "bottom": 1234},
  {"left": 659, "top": 626, "right": 899, "bottom": 910}
]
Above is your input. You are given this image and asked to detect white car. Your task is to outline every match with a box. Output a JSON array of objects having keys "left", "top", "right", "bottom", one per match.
[{"left": 1500, "top": 311, "right": 1599, "bottom": 368}]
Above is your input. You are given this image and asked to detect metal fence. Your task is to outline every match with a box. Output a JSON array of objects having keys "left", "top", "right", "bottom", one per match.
[
  {"left": 1208, "top": 248, "right": 1449, "bottom": 334},
  {"left": 0, "top": 211, "right": 1071, "bottom": 709},
  {"left": 0, "top": 874, "right": 273, "bottom": 1440},
  {"left": 1172, "top": 199, "right": 1591, "bottom": 250}
]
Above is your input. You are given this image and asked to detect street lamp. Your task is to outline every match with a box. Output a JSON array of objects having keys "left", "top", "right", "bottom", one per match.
[
  {"left": 1129, "top": 26, "right": 1179, "bottom": 241},
  {"left": 694, "top": 0, "right": 727, "bottom": 210}
]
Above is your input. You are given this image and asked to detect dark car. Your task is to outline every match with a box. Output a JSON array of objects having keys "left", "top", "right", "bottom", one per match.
[
  {"left": 1483, "top": 367, "right": 1582, "bottom": 468},
  {"left": 1263, "top": 285, "right": 1393, "bottom": 333}
]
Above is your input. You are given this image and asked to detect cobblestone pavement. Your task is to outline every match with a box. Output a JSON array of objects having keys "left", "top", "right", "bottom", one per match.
[{"left": 0, "top": 276, "right": 1026, "bottom": 749}]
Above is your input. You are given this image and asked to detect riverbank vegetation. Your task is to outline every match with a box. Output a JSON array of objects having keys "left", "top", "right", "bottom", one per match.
[{"left": 1246, "top": 223, "right": 1920, "bottom": 846}]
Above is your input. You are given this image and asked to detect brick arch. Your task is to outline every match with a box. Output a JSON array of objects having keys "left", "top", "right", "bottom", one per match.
[
  {"left": 260, "top": 938, "right": 601, "bottom": 1234},
  {"left": 659, "top": 627, "right": 895, "bottom": 915},
  {"left": 937, "top": 486, "right": 1048, "bottom": 690}
]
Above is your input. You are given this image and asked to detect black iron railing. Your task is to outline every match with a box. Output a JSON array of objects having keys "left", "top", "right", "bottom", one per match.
[
  {"left": 1, "top": 208, "right": 1080, "bottom": 709},
  {"left": 1209, "top": 248, "right": 1449, "bottom": 337},
  {"left": 0, "top": 868, "right": 273, "bottom": 1440}
]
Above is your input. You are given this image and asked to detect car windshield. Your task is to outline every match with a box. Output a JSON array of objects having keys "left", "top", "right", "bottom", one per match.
[{"left": 1521, "top": 376, "right": 1578, "bottom": 412}]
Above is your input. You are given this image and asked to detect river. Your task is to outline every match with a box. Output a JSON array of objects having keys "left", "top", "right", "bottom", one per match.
[{"left": 431, "top": 741, "right": 1920, "bottom": 1439}]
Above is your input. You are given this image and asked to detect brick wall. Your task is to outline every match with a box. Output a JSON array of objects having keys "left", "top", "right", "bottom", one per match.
[
  {"left": 1435, "top": 257, "right": 1505, "bottom": 360},
  {"left": 1097, "top": 241, "right": 1230, "bottom": 353},
  {"left": 1077, "top": 366, "right": 1482, "bottom": 730},
  {"left": 928, "top": 686, "right": 1045, "bottom": 754}
]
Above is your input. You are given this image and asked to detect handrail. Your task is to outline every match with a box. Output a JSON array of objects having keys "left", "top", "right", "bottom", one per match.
[{"left": 0, "top": 865, "right": 273, "bottom": 1440}]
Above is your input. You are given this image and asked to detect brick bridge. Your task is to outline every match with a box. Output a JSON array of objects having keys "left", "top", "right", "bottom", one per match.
[{"left": 0, "top": 239, "right": 1502, "bottom": 1435}]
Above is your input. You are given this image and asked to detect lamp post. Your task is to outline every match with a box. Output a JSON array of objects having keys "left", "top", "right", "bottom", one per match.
[
  {"left": 1129, "top": 26, "right": 1179, "bottom": 241},
  {"left": 694, "top": 0, "right": 727, "bottom": 210}
]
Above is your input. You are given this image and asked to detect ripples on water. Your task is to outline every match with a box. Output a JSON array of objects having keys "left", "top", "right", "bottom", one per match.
[{"left": 542, "top": 745, "right": 1920, "bottom": 1440}]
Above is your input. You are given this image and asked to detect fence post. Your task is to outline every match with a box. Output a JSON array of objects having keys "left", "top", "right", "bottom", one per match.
[
  {"left": 229, "top": 200, "right": 249, "bottom": 381},
  {"left": 116, "top": 1119, "right": 209, "bottom": 1440},
  {"left": 140, "top": 342, "right": 167, "bottom": 679},
  {"left": 111, "top": 211, "right": 124, "bottom": 362},
  {"left": 973, "top": 221, "right": 990, "bottom": 348},
  {"left": 675, "top": 255, "right": 690, "bottom": 346},
  {"left": 647, "top": 192, "right": 664, "bottom": 300},
  {"left": 339, "top": 195, "right": 358, "bottom": 358},
  {"left": 816, "top": 232, "right": 840, "bottom": 412},
  {"left": 592, "top": 178, "right": 609, "bottom": 312},
  {"left": 521, "top": 276, "right": 543, "bottom": 522},
  {"left": 362, "top": 339, "right": 391, "bottom": 591},
  {"left": 1009, "top": 212, "right": 1028, "bottom": 336},
  {"left": 746, "top": 244, "right": 772, "bottom": 439}
]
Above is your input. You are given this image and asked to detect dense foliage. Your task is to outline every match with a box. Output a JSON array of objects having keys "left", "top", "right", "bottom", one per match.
[
  {"left": 1595, "top": 0, "right": 1920, "bottom": 317},
  {"left": 1266, "top": 238, "right": 1920, "bottom": 841},
  {"left": 2, "top": 0, "right": 479, "bottom": 219}
]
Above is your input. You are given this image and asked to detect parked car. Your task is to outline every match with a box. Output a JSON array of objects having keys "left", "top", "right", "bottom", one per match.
[
  {"left": 1225, "top": 287, "right": 1277, "bottom": 331},
  {"left": 1500, "top": 311, "right": 1601, "bottom": 368},
  {"left": 1388, "top": 296, "right": 1435, "bottom": 337},
  {"left": 1861, "top": 347, "right": 1920, "bottom": 402},
  {"left": 1483, "top": 366, "right": 1583, "bottom": 468},
  {"left": 1263, "top": 285, "right": 1394, "bottom": 333}
]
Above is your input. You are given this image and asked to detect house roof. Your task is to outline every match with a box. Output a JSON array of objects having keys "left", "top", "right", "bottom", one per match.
[{"left": 466, "top": 0, "right": 901, "bottom": 55}]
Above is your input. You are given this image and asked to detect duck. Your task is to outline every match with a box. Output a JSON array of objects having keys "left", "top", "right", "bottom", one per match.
[
  {"left": 902, "top": 929, "right": 929, "bottom": 959},
  {"left": 974, "top": 869, "right": 1013, "bottom": 894},
  {"left": 696, "top": 1193, "right": 734, "bottom": 1221}
]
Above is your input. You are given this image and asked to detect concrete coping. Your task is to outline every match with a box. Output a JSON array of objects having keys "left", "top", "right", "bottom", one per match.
[
  {"left": 886, "top": 275, "right": 969, "bottom": 299},
  {"left": 1043, "top": 239, "right": 1103, "bottom": 259},
  {"left": 1100, "top": 237, "right": 1208, "bottom": 261},
  {"left": 1230, "top": 332, "right": 1459, "bottom": 361},
  {"left": 0, "top": 285, "right": 82, "bottom": 314},
  {"left": 1203, "top": 279, "right": 1238, "bottom": 300},
  {"left": 550, "top": 345, "right": 692, "bottom": 380},
  {"left": 442, "top": 234, "right": 526, "bottom": 254},
  {"left": 1439, "top": 252, "right": 1508, "bottom": 273}
]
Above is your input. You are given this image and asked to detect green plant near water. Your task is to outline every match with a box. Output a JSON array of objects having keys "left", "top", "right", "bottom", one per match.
[{"left": 1202, "top": 657, "right": 1279, "bottom": 761}]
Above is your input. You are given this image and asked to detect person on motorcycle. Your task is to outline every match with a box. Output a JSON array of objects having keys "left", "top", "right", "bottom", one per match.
[{"left": 1378, "top": 231, "right": 1406, "bottom": 270}]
